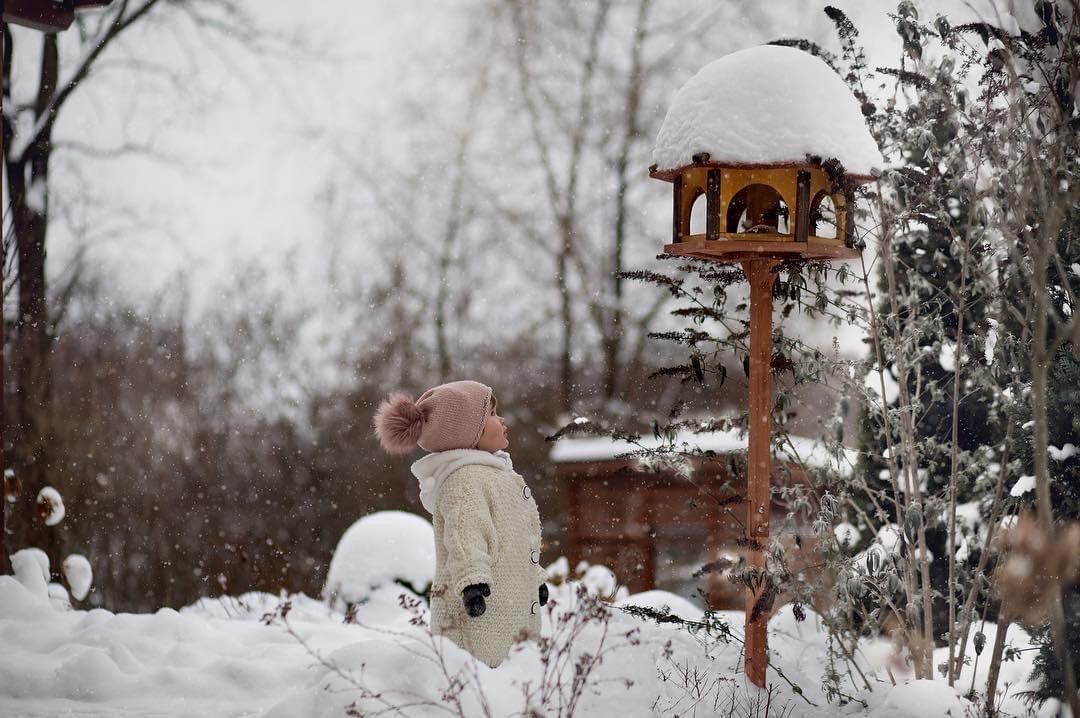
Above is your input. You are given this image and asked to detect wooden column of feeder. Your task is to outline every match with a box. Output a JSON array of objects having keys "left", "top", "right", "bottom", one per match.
[{"left": 742, "top": 257, "right": 779, "bottom": 685}]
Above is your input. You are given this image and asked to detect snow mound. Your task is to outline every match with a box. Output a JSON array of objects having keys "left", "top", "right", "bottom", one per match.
[
  {"left": 1010, "top": 474, "right": 1036, "bottom": 497},
  {"left": 0, "top": 576, "right": 1045, "bottom": 717},
  {"left": 48, "top": 582, "right": 71, "bottom": 611},
  {"left": 581, "top": 564, "right": 622, "bottom": 600},
  {"left": 878, "top": 679, "right": 974, "bottom": 716},
  {"left": 545, "top": 556, "right": 569, "bottom": 581},
  {"left": 0, "top": 575, "right": 52, "bottom": 618},
  {"left": 653, "top": 45, "right": 884, "bottom": 177},
  {"left": 184, "top": 590, "right": 336, "bottom": 622},
  {"left": 323, "top": 510, "right": 435, "bottom": 610},
  {"left": 1049, "top": 443, "right": 1077, "bottom": 461},
  {"left": 834, "top": 522, "right": 861, "bottom": 548},
  {"left": 11, "top": 548, "right": 50, "bottom": 599},
  {"left": 63, "top": 554, "right": 93, "bottom": 601}
]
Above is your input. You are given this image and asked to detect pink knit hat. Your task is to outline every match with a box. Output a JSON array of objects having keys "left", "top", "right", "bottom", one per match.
[{"left": 374, "top": 380, "right": 494, "bottom": 454}]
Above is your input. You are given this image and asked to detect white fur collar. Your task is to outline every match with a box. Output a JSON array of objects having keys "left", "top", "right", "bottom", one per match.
[{"left": 411, "top": 449, "right": 514, "bottom": 514}]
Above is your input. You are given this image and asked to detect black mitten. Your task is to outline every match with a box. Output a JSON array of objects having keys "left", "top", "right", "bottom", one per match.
[
  {"left": 463, "top": 583, "right": 490, "bottom": 618},
  {"left": 538, "top": 583, "right": 549, "bottom": 606}
]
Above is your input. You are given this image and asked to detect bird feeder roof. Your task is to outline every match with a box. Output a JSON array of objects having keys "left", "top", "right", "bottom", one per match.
[{"left": 652, "top": 45, "right": 885, "bottom": 181}]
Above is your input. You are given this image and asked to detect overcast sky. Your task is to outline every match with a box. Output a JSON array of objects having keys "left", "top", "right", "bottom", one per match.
[{"left": 13, "top": 0, "right": 1028, "bottom": 317}]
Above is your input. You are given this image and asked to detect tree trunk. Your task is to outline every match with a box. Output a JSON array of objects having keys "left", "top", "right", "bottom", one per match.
[
  {"left": 984, "top": 614, "right": 1009, "bottom": 717},
  {"left": 603, "top": 0, "right": 651, "bottom": 402},
  {"left": 0, "top": 24, "right": 8, "bottom": 576},
  {"left": 8, "top": 31, "right": 59, "bottom": 571},
  {"left": 558, "top": 218, "right": 573, "bottom": 413},
  {"left": 947, "top": 239, "right": 969, "bottom": 685},
  {"left": 876, "top": 202, "right": 934, "bottom": 679}
]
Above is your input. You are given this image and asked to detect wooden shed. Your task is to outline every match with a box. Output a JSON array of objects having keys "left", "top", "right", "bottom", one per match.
[{"left": 550, "top": 431, "right": 853, "bottom": 609}]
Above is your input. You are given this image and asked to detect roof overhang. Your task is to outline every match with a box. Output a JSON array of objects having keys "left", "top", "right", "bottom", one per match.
[{"left": 649, "top": 159, "right": 879, "bottom": 186}]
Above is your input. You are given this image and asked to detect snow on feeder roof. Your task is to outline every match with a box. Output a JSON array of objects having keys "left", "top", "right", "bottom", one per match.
[{"left": 651, "top": 45, "right": 883, "bottom": 179}]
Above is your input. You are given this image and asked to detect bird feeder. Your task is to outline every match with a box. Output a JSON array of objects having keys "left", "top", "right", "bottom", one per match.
[{"left": 649, "top": 44, "right": 882, "bottom": 688}]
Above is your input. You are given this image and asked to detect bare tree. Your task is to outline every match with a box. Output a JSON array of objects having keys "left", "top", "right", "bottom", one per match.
[
  {"left": 1, "top": 0, "right": 268, "bottom": 571},
  {"left": 477, "top": 0, "right": 777, "bottom": 413}
]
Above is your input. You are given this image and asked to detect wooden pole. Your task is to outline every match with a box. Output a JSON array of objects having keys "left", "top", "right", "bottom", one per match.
[
  {"left": 742, "top": 259, "right": 779, "bottom": 688},
  {"left": 706, "top": 169, "right": 721, "bottom": 241},
  {"left": 0, "top": 22, "right": 7, "bottom": 575},
  {"left": 794, "top": 170, "right": 811, "bottom": 243},
  {"left": 672, "top": 179, "right": 683, "bottom": 244}
]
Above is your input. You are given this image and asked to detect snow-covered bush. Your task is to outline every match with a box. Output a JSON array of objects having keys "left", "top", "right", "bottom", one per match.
[
  {"left": 322, "top": 511, "right": 435, "bottom": 611},
  {"left": 791, "top": 5, "right": 1080, "bottom": 712},
  {"left": 10, "top": 548, "right": 93, "bottom": 608},
  {"left": 62, "top": 554, "right": 94, "bottom": 602},
  {"left": 35, "top": 486, "right": 65, "bottom": 526},
  {"left": 11, "top": 548, "right": 50, "bottom": 598},
  {"left": 543, "top": 558, "right": 629, "bottom": 603},
  {"left": 612, "top": 3, "right": 1079, "bottom": 711}
]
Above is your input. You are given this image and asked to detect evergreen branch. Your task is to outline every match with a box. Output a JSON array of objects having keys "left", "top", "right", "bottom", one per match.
[
  {"left": 670, "top": 306, "right": 729, "bottom": 323},
  {"left": 647, "top": 365, "right": 695, "bottom": 381},
  {"left": 616, "top": 269, "right": 684, "bottom": 295},
  {"left": 874, "top": 66, "right": 933, "bottom": 90},
  {"left": 767, "top": 38, "right": 840, "bottom": 72},
  {"left": 647, "top": 329, "right": 714, "bottom": 346}
]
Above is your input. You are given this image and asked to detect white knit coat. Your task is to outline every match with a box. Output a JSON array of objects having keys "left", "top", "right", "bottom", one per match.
[{"left": 412, "top": 450, "right": 546, "bottom": 668}]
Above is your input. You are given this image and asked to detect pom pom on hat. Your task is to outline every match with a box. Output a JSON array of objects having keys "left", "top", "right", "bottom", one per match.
[
  {"left": 373, "top": 380, "right": 493, "bottom": 454},
  {"left": 374, "top": 393, "right": 427, "bottom": 454}
]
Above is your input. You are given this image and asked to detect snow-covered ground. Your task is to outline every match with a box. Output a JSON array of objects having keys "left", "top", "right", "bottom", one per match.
[
  {"left": 0, "top": 571, "right": 1053, "bottom": 717},
  {"left": 0, "top": 512, "right": 1055, "bottom": 717}
]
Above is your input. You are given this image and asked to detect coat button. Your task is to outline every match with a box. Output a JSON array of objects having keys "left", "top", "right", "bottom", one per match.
[
  {"left": 531, "top": 601, "right": 539, "bottom": 615},
  {"left": 530, "top": 549, "right": 539, "bottom": 564},
  {"left": 522, "top": 485, "right": 531, "bottom": 499}
]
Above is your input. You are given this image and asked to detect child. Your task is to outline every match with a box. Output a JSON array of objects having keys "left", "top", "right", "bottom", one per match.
[{"left": 373, "top": 380, "right": 548, "bottom": 668}]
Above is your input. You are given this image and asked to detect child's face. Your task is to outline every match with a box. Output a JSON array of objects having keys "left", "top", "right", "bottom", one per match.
[{"left": 475, "top": 398, "right": 509, "bottom": 452}]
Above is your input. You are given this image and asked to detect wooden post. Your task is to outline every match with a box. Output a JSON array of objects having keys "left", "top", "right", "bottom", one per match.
[
  {"left": 565, "top": 474, "right": 579, "bottom": 569},
  {"left": 0, "top": 25, "right": 6, "bottom": 576},
  {"left": 842, "top": 187, "right": 856, "bottom": 247},
  {"left": 794, "top": 170, "right": 811, "bottom": 242},
  {"left": 706, "top": 169, "right": 721, "bottom": 241},
  {"left": 742, "top": 259, "right": 779, "bottom": 688},
  {"left": 672, "top": 179, "right": 683, "bottom": 244}
]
